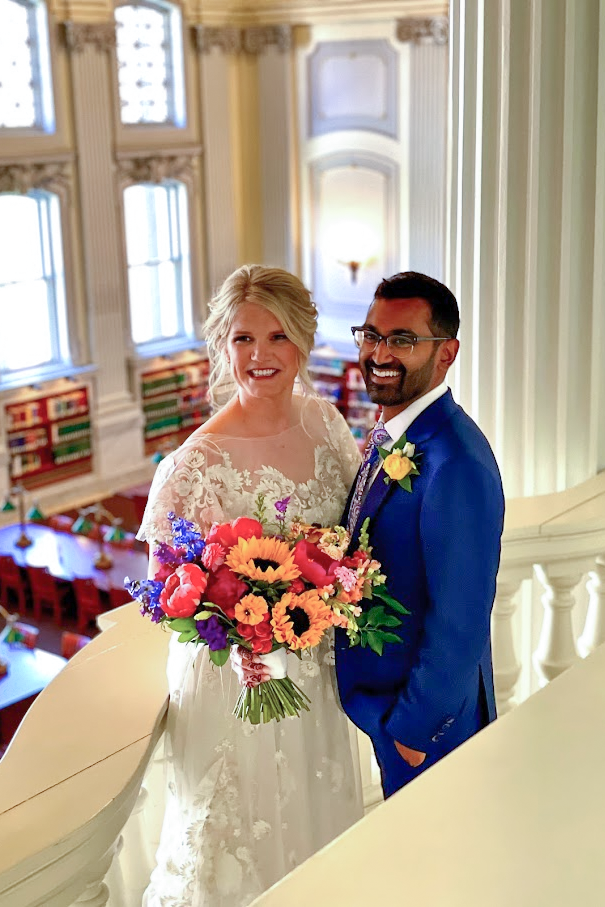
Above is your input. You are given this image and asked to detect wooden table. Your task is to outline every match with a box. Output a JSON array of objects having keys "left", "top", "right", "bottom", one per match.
[
  {"left": 0, "top": 524, "right": 149, "bottom": 593},
  {"left": 0, "top": 642, "right": 66, "bottom": 745}
]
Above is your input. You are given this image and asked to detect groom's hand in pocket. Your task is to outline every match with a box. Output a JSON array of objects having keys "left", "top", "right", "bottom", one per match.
[{"left": 394, "top": 740, "right": 426, "bottom": 768}]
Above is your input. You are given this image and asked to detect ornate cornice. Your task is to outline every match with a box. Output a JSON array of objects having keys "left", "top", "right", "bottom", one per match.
[
  {"left": 62, "top": 21, "right": 117, "bottom": 52},
  {"left": 0, "top": 161, "right": 71, "bottom": 194},
  {"left": 193, "top": 24, "right": 292, "bottom": 54},
  {"left": 396, "top": 16, "right": 448, "bottom": 45},
  {"left": 115, "top": 154, "right": 197, "bottom": 186}
]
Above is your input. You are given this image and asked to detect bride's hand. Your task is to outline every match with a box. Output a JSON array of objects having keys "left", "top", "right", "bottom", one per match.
[{"left": 229, "top": 644, "right": 271, "bottom": 687}]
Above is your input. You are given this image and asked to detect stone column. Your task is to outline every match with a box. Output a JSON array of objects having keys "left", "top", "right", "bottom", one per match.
[
  {"left": 448, "top": 0, "right": 605, "bottom": 497},
  {"left": 63, "top": 22, "right": 144, "bottom": 477}
]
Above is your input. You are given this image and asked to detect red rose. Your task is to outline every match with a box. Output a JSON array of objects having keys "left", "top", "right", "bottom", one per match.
[
  {"left": 288, "top": 578, "right": 306, "bottom": 595},
  {"left": 292, "top": 540, "right": 339, "bottom": 587},
  {"left": 205, "top": 564, "right": 248, "bottom": 619},
  {"left": 237, "top": 617, "right": 273, "bottom": 654},
  {"left": 206, "top": 517, "right": 264, "bottom": 549},
  {"left": 160, "top": 563, "right": 208, "bottom": 618}
]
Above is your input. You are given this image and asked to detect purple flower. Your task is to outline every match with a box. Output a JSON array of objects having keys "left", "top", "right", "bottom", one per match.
[
  {"left": 153, "top": 542, "right": 186, "bottom": 566},
  {"left": 274, "top": 496, "right": 291, "bottom": 516},
  {"left": 125, "top": 577, "right": 164, "bottom": 617},
  {"left": 168, "top": 512, "right": 206, "bottom": 560},
  {"left": 196, "top": 614, "right": 228, "bottom": 651}
]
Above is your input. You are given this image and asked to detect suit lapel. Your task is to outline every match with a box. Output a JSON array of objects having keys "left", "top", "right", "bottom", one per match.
[{"left": 352, "top": 390, "right": 458, "bottom": 537}]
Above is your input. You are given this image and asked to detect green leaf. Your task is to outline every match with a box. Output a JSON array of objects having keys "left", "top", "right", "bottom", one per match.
[
  {"left": 373, "top": 586, "right": 411, "bottom": 615},
  {"left": 399, "top": 475, "right": 413, "bottom": 492},
  {"left": 209, "top": 646, "right": 230, "bottom": 667},
  {"left": 379, "top": 631, "right": 402, "bottom": 644},
  {"left": 356, "top": 611, "right": 368, "bottom": 628},
  {"left": 374, "top": 613, "right": 401, "bottom": 628},
  {"left": 169, "top": 617, "right": 197, "bottom": 633},
  {"left": 177, "top": 629, "right": 198, "bottom": 643},
  {"left": 366, "top": 631, "right": 384, "bottom": 656},
  {"left": 391, "top": 432, "right": 408, "bottom": 451}
]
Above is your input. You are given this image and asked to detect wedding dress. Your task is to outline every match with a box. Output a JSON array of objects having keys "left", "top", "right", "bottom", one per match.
[{"left": 138, "top": 395, "right": 364, "bottom": 907}]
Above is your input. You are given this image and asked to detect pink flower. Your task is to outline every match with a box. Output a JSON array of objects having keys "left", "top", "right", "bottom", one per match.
[
  {"left": 292, "top": 540, "right": 339, "bottom": 588},
  {"left": 202, "top": 542, "right": 226, "bottom": 570},
  {"left": 160, "top": 563, "right": 208, "bottom": 618},
  {"left": 331, "top": 611, "right": 349, "bottom": 628},
  {"left": 334, "top": 565, "right": 358, "bottom": 593}
]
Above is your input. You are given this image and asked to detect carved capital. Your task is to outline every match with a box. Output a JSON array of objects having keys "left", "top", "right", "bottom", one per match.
[
  {"left": 62, "top": 21, "right": 117, "bottom": 53},
  {"left": 243, "top": 25, "right": 292, "bottom": 55},
  {"left": 193, "top": 25, "right": 242, "bottom": 55},
  {"left": 193, "top": 24, "right": 292, "bottom": 55},
  {"left": 396, "top": 17, "right": 449, "bottom": 46},
  {"left": 0, "top": 161, "right": 70, "bottom": 194},
  {"left": 116, "top": 154, "right": 195, "bottom": 186}
]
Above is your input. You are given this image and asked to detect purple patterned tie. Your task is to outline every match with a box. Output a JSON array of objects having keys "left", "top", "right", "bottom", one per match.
[{"left": 347, "top": 421, "right": 391, "bottom": 532}]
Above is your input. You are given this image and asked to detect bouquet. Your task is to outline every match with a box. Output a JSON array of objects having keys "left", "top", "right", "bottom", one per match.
[{"left": 126, "top": 495, "right": 408, "bottom": 725}]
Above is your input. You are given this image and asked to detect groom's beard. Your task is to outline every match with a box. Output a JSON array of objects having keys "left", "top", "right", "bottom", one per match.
[{"left": 362, "top": 350, "right": 437, "bottom": 408}]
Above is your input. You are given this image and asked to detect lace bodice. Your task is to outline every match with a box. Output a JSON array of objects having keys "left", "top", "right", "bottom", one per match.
[{"left": 138, "top": 395, "right": 361, "bottom": 544}]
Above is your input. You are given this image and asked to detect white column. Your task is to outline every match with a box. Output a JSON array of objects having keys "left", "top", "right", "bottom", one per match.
[
  {"left": 532, "top": 564, "right": 582, "bottom": 686},
  {"left": 73, "top": 842, "right": 120, "bottom": 907},
  {"left": 448, "top": 0, "right": 605, "bottom": 497},
  {"left": 578, "top": 558, "right": 605, "bottom": 658},
  {"left": 491, "top": 573, "right": 525, "bottom": 714},
  {"left": 65, "top": 24, "right": 144, "bottom": 478}
]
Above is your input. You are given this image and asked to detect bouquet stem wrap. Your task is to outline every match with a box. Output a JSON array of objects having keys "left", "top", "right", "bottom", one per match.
[{"left": 233, "top": 648, "right": 311, "bottom": 724}]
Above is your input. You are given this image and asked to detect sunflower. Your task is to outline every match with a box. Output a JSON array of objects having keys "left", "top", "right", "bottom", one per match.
[
  {"left": 225, "top": 536, "right": 301, "bottom": 583},
  {"left": 271, "top": 590, "right": 333, "bottom": 650}
]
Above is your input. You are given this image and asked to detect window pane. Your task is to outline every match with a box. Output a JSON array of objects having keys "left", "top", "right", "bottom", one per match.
[
  {"left": 0, "top": 279, "right": 52, "bottom": 370},
  {"left": 124, "top": 181, "right": 192, "bottom": 346},
  {"left": 116, "top": 3, "right": 171, "bottom": 125},
  {"left": 0, "top": 191, "right": 68, "bottom": 377},
  {"left": 0, "top": 0, "right": 54, "bottom": 131}
]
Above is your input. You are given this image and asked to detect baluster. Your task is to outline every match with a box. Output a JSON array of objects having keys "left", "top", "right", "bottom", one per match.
[
  {"left": 533, "top": 565, "right": 582, "bottom": 686},
  {"left": 578, "top": 557, "right": 605, "bottom": 658},
  {"left": 491, "top": 574, "right": 524, "bottom": 714},
  {"left": 73, "top": 841, "right": 121, "bottom": 907},
  {"left": 118, "top": 783, "right": 154, "bottom": 903}
]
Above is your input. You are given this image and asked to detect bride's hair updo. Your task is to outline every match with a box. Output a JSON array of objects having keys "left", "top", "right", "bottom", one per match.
[{"left": 204, "top": 264, "right": 319, "bottom": 409}]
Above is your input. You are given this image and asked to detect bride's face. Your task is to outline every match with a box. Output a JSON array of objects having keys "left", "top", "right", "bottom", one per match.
[{"left": 226, "top": 302, "right": 300, "bottom": 403}]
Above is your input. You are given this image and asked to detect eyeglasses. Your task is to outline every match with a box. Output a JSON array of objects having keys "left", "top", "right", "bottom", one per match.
[{"left": 350, "top": 327, "right": 451, "bottom": 358}]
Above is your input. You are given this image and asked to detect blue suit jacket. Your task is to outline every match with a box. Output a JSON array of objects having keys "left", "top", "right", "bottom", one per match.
[{"left": 335, "top": 390, "right": 504, "bottom": 797}]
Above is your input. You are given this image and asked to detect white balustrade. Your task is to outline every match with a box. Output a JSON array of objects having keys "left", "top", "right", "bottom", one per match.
[
  {"left": 578, "top": 557, "right": 605, "bottom": 658},
  {"left": 491, "top": 571, "right": 526, "bottom": 714},
  {"left": 532, "top": 565, "right": 583, "bottom": 687}
]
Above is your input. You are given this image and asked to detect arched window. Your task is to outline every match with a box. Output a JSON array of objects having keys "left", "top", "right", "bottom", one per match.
[
  {"left": 123, "top": 180, "right": 192, "bottom": 347},
  {"left": 0, "top": 0, "right": 55, "bottom": 131},
  {"left": 115, "top": 1, "right": 185, "bottom": 127},
  {"left": 0, "top": 190, "right": 69, "bottom": 376}
]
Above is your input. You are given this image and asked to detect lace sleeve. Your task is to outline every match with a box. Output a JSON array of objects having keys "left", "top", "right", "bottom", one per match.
[
  {"left": 137, "top": 441, "right": 226, "bottom": 545},
  {"left": 315, "top": 397, "right": 361, "bottom": 489}
]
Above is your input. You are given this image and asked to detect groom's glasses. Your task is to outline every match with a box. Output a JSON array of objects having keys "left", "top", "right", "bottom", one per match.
[{"left": 351, "top": 327, "right": 450, "bottom": 359}]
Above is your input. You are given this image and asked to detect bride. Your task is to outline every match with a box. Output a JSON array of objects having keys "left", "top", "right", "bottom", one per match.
[{"left": 138, "top": 265, "right": 364, "bottom": 906}]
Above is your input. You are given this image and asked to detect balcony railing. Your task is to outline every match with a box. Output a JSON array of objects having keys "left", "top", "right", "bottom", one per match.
[{"left": 0, "top": 469, "right": 604, "bottom": 905}]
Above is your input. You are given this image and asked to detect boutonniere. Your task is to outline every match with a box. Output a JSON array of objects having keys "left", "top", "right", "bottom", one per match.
[{"left": 377, "top": 434, "right": 422, "bottom": 492}]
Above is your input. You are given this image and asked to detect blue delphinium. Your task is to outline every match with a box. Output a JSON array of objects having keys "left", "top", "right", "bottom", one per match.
[
  {"left": 125, "top": 577, "right": 164, "bottom": 622},
  {"left": 167, "top": 512, "right": 205, "bottom": 561}
]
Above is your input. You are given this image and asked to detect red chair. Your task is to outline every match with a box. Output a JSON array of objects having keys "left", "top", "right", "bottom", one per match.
[
  {"left": 0, "top": 555, "right": 27, "bottom": 612},
  {"left": 108, "top": 587, "right": 133, "bottom": 610},
  {"left": 26, "top": 566, "right": 68, "bottom": 624},
  {"left": 61, "top": 630, "right": 92, "bottom": 659},
  {"left": 72, "top": 578, "right": 105, "bottom": 633}
]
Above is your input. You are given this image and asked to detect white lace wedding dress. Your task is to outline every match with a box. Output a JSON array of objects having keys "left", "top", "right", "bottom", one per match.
[{"left": 138, "top": 396, "right": 364, "bottom": 907}]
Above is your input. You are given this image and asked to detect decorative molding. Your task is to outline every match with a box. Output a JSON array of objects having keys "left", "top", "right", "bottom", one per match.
[
  {"left": 193, "top": 25, "right": 242, "bottom": 54},
  {"left": 396, "top": 16, "right": 449, "bottom": 45},
  {"left": 62, "top": 21, "right": 116, "bottom": 53},
  {"left": 0, "top": 161, "right": 70, "bottom": 194},
  {"left": 115, "top": 153, "right": 198, "bottom": 186},
  {"left": 243, "top": 24, "right": 292, "bottom": 53},
  {"left": 193, "top": 24, "right": 292, "bottom": 54}
]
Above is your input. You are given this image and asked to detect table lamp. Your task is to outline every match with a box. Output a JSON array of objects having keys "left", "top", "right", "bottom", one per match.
[
  {"left": 72, "top": 503, "right": 124, "bottom": 570},
  {"left": 0, "top": 485, "right": 45, "bottom": 549}
]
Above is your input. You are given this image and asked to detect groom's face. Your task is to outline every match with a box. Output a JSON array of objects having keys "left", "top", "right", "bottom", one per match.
[{"left": 358, "top": 296, "right": 445, "bottom": 419}]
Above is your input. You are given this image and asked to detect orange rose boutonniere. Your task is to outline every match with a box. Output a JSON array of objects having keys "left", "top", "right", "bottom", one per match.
[{"left": 377, "top": 433, "right": 422, "bottom": 493}]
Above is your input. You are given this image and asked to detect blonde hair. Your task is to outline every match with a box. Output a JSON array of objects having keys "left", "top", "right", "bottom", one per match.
[{"left": 204, "top": 265, "right": 319, "bottom": 409}]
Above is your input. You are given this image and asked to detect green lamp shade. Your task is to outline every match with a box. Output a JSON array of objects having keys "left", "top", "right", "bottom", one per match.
[
  {"left": 1, "top": 498, "right": 16, "bottom": 513},
  {"left": 104, "top": 525, "right": 127, "bottom": 543},
  {"left": 72, "top": 515, "right": 94, "bottom": 535},
  {"left": 151, "top": 451, "right": 165, "bottom": 464},
  {"left": 26, "top": 504, "right": 46, "bottom": 522}
]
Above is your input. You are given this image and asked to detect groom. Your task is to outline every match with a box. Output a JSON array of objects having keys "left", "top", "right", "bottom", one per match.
[{"left": 335, "top": 271, "right": 505, "bottom": 798}]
